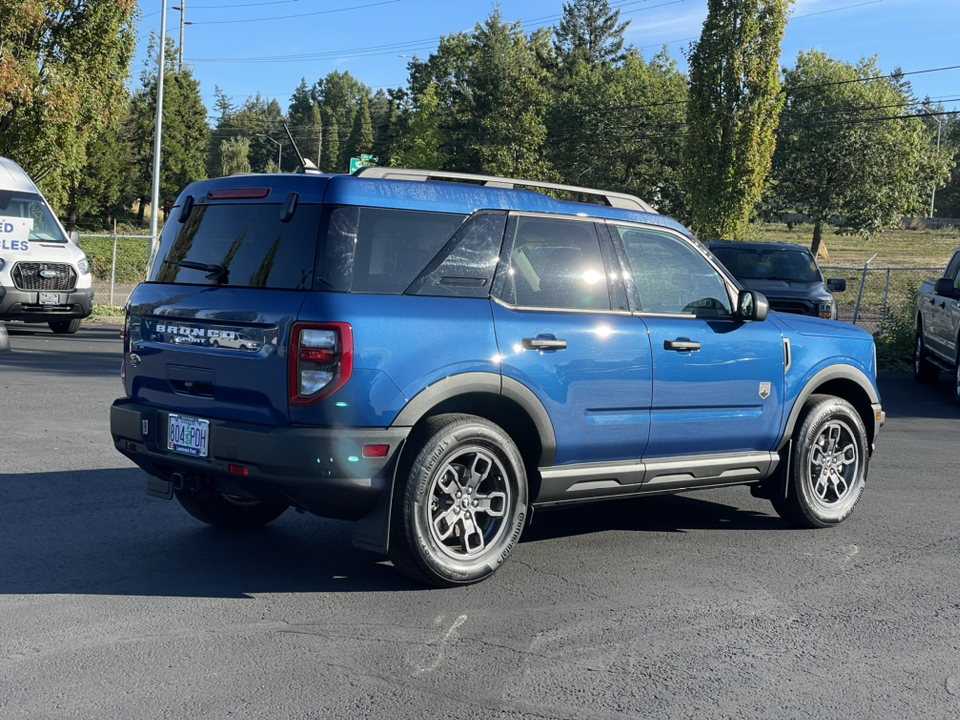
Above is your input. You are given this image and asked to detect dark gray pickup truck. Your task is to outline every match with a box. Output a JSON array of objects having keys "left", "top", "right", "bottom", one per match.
[{"left": 915, "top": 248, "right": 960, "bottom": 401}]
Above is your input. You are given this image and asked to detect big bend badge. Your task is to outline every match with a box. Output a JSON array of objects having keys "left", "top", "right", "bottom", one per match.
[{"left": 759, "top": 382, "right": 771, "bottom": 399}]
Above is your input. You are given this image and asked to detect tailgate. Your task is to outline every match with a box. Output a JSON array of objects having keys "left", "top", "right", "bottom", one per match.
[{"left": 125, "top": 283, "right": 306, "bottom": 426}]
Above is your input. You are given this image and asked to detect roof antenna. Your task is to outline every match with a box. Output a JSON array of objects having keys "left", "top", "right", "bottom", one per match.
[{"left": 282, "top": 122, "right": 321, "bottom": 175}]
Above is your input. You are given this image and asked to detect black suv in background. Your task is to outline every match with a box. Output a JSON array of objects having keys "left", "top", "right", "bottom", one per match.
[{"left": 709, "top": 242, "right": 846, "bottom": 320}]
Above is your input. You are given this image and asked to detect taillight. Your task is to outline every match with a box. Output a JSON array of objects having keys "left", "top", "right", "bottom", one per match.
[{"left": 289, "top": 322, "right": 353, "bottom": 406}]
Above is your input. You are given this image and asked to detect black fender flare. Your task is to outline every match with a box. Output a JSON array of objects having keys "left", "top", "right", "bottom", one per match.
[
  {"left": 353, "top": 372, "right": 556, "bottom": 555},
  {"left": 778, "top": 364, "right": 881, "bottom": 452}
]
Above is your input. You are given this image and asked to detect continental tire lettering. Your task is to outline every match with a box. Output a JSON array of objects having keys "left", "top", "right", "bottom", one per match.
[{"left": 497, "top": 511, "right": 525, "bottom": 566}]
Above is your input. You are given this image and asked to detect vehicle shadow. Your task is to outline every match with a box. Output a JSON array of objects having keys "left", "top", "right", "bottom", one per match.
[
  {"left": 523, "top": 491, "right": 784, "bottom": 544},
  {"left": 877, "top": 370, "right": 960, "bottom": 420},
  {"left": 0, "top": 324, "right": 121, "bottom": 377},
  {"left": 0, "top": 467, "right": 784, "bottom": 598}
]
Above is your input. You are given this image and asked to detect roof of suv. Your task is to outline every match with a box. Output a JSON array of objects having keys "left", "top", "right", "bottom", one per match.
[{"left": 176, "top": 170, "right": 695, "bottom": 238}]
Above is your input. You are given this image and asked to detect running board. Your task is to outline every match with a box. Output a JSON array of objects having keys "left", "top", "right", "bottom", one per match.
[{"left": 534, "top": 452, "right": 778, "bottom": 506}]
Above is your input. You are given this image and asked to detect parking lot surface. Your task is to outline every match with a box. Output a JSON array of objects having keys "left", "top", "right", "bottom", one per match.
[{"left": 1, "top": 323, "right": 959, "bottom": 719}]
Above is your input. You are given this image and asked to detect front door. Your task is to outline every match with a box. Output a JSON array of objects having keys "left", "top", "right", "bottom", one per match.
[{"left": 608, "top": 223, "right": 785, "bottom": 459}]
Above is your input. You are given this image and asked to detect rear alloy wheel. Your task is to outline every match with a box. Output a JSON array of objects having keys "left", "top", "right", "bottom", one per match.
[
  {"left": 175, "top": 487, "right": 287, "bottom": 529},
  {"left": 914, "top": 328, "right": 939, "bottom": 383},
  {"left": 389, "top": 414, "right": 528, "bottom": 587},
  {"left": 49, "top": 318, "right": 81, "bottom": 334},
  {"left": 772, "top": 395, "right": 867, "bottom": 529}
]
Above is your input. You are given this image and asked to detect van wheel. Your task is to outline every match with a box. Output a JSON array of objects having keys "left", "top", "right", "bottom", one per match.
[
  {"left": 914, "top": 329, "right": 939, "bottom": 383},
  {"left": 771, "top": 395, "right": 867, "bottom": 529},
  {"left": 49, "top": 318, "right": 81, "bottom": 334},
  {"left": 175, "top": 488, "right": 287, "bottom": 529},
  {"left": 389, "top": 414, "right": 528, "bottom": 587}
]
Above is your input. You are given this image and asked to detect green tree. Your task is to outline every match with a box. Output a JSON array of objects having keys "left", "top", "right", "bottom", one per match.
[
  {"left": 320, "top": 115, "right": 340, "bottom": 173},
  {"left": 554, "top": 0, "right": 628, "bottom": 74},
  {"left": 0, "top": 0, "right": 137, "bottom": 206},
  {"left": 471, "top": 11, "right": 555, "bottom": 179},
  {"left": 127, "top": 36, "right": 209, "bottom": 224},
  {"left": 220, "top": 137, "right": 251, "bottom": 176},
  {"left": 288, "top": 79, "right": 323, "bottom": 166},
  {"left": 548, "top": 48, "right": 688, "bottom": 215},
  {"left": 770, "top": 52, "right": 954, "bottom": 254},
  {"left": 65, "top": 116, "right": 135, "bottom": 230},
  {"left": 683, "top": 0, "right": 792, "bottom": 240},
  {"left": 345, "top": 94, "right": 375, "bottom": 162},
  {"left": 391, "top": 83, "right": 446, "bottom": 169}
]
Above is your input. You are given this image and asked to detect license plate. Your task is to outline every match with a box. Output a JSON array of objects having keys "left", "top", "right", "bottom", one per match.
[
  {"left": 39, "top": 292, "right": 60, "bottom": 305},
  {"left": 167, "top": 414, "right": 210, "bottom": 457}
]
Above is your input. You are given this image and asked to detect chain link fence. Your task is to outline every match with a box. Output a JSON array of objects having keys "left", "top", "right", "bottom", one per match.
[
  {"left": 74, "top": 233, "right": 941, "bottom": 336},
  {"left": 77, "top": 233, "right": 151, "bottom": 308},
  {"left": 821, "top": 265, "right": 941, "bottom": 333}
]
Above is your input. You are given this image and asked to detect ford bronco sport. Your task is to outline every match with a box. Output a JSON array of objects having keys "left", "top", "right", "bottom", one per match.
[{"left": 110, "top": 167, "right": 883, "bottom": 587}]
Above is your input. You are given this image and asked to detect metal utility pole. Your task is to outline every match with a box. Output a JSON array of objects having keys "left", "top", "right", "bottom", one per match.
[
  {"left": 930, "top": 115, "right": 944, "bottom": 218},
  {"left": 149, "top": 0, "right": 168, "bottom": 259},
  {"left": 172, "top": 2, "right": 189, "bottom": 72}
]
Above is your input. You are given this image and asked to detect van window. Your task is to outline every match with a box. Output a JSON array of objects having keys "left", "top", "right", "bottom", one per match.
[
  {"left": 0, "top": 191, "right": 67, "bottom": 242},
  {"left": 150, "top": 203, "right": 321, "bottom": 289}
]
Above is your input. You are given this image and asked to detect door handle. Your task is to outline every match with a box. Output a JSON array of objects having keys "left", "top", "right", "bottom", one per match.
[
  {"left": 522, "top": 336, "right": 567, "bottom": 351},
  {"left": 940, "top": 301, "right": 947, "bottom": 309},
  {"left": 664, "top": 339, "right": 701, "bottom": 352}
]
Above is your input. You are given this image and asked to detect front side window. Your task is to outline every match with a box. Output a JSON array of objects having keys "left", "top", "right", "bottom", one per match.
[
  {"left": 498, "top": 216, "right": 611, "bottom": 311},
  {"left": 0, "top": 191, "right": 67, "bottom": 242},
  {"left": 615, "top": 226, "right": 731, "bottom": 316}
]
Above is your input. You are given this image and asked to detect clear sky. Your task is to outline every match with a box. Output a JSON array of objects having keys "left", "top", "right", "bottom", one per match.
[{"left": 132, "top": 0, "right": 960, "bottom": 121}]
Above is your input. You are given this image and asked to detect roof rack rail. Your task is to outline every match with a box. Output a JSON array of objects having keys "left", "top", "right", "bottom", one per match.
[{"left": 352, "top": 167, "right": 656, "bottom": 214}]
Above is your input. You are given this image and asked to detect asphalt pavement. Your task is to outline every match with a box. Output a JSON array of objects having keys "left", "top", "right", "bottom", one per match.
[{"left": 1, "top": 322, "right": 959, "bottom": 720}]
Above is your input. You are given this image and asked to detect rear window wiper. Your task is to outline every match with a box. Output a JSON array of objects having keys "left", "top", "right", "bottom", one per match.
[{"left": 163, "top": 259, "right": 229, "bottom": 283}]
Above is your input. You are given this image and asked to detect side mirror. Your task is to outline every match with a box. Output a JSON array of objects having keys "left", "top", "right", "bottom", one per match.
[
  {"left": 69, "top": 230, "right": 80, "bottom": 244},
  {"left": 826, "top": 278, "right": 846, "bottom": 293},
  {"left": 935, "top": 277, "right": 958, "bottom": 298},
  {"left": 737, "top": 290, "right": 768, "bottom": 322}
]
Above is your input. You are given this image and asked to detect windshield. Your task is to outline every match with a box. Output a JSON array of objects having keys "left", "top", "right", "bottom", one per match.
[
  {"left": 712, "top": 247, "right": 822, "bottom": 283},
  {"left": 0, "top": 191, "right": 68, "bottom": 242}
]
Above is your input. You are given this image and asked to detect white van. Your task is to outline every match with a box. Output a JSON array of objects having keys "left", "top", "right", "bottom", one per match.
[{"left": 0, "top": 157, "right": 93, "bottom": 334}]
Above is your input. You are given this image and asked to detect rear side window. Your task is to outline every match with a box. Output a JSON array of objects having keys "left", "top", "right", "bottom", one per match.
[
  {"left": 324, "top": 207, "right": 466, "bottom": 294},
  {"left": 150, "top": 203, "right": 321, "bottom": 289}
]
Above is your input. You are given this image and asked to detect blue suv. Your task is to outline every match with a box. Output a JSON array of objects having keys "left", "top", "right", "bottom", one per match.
[{"left": 110, "top": 167, "right": 884, "bottom": 587}]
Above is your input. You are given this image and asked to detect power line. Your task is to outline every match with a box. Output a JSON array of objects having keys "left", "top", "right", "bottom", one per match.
[{"left": 186, "top": 0, "right": 398, "bottom": 25}]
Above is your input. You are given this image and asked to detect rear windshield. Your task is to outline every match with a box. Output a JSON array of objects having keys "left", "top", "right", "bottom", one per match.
[
  {"left": 0, "top": 191, "right": 67, "bottom": 242},
  {"left": 712, "top": 247, "right": 822, "bottom": 284},
  {"left": 149, "top": 203, "right": 320, "bottom": 289}
]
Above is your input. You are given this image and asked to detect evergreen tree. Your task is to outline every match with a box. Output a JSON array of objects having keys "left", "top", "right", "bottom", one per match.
[
  {"left": 288, "top": 79, "right": 323, "bottom": 166},
  {"left": 391, "top": 83, "right": 446, "bottom": 169},
  {"left": 345, "top": 94, "right": 375, "bottom": 163},
  {"left": 321, "top": 115, "right": 340, "bottom": 173},
  {"left": 683, "top": 0, "right": 792, "bottom": 240},
  {"left": 554, "top": 0, "right": 628, "bottom": 74}
]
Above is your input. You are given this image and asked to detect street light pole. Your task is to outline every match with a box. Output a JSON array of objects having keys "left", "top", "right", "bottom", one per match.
[
  {"left": 930, "top": 115, "right": 944, "bottom": 218},
  {"left": 149, "top": 0, "right": 168, "bottom": 260},
  {"left": 172, "top": 2, "right": 190, "bottom": 72}
]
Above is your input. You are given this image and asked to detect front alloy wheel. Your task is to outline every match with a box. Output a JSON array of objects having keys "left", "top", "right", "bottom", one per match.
[
  {"left": 389, "top": 414, "right": 528, "bottom": 587},
  {"left": 772, "top": 395, "right": 868, "bottom": 528}
]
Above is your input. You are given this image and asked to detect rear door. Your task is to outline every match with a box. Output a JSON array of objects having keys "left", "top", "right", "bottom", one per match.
[
  {"left": 928, "top": 251, "right": 960, "bottom": 358},
  {"left": 125, "top": 190, "right": 323, "bottom": 427},
  {"left": 491, "top": 214, "right": 652, "bottom": 467},
  {"left": 608, "top": 224, "right": 785, "bottom": 458}
]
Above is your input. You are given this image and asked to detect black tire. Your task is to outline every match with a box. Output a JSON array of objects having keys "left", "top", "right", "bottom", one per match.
[
  {"left": 49, "top": 318, "right": 81, "bottom": 334},
  {"left": 952, "top": 344, "right": 960, "bottom": 406},
  {"left": 175, "top": 487, "right": 287, "bottom": 529},
  {"left": 914, "top": 326, "right": 939, "bottom": 383},
  {"left": 771, "top": 395, "right": 867, "bottom": 529},
  {"left": 388, "top": 414, "right": 528, "bottom": 588}
]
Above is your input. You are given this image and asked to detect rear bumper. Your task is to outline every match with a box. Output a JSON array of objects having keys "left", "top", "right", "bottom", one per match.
[
  {"left": 110, "top": 399, "right": 410, "bottom": 520},
  {"left": 0, "top": 285, "right": 93, "bottom": 321}
]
